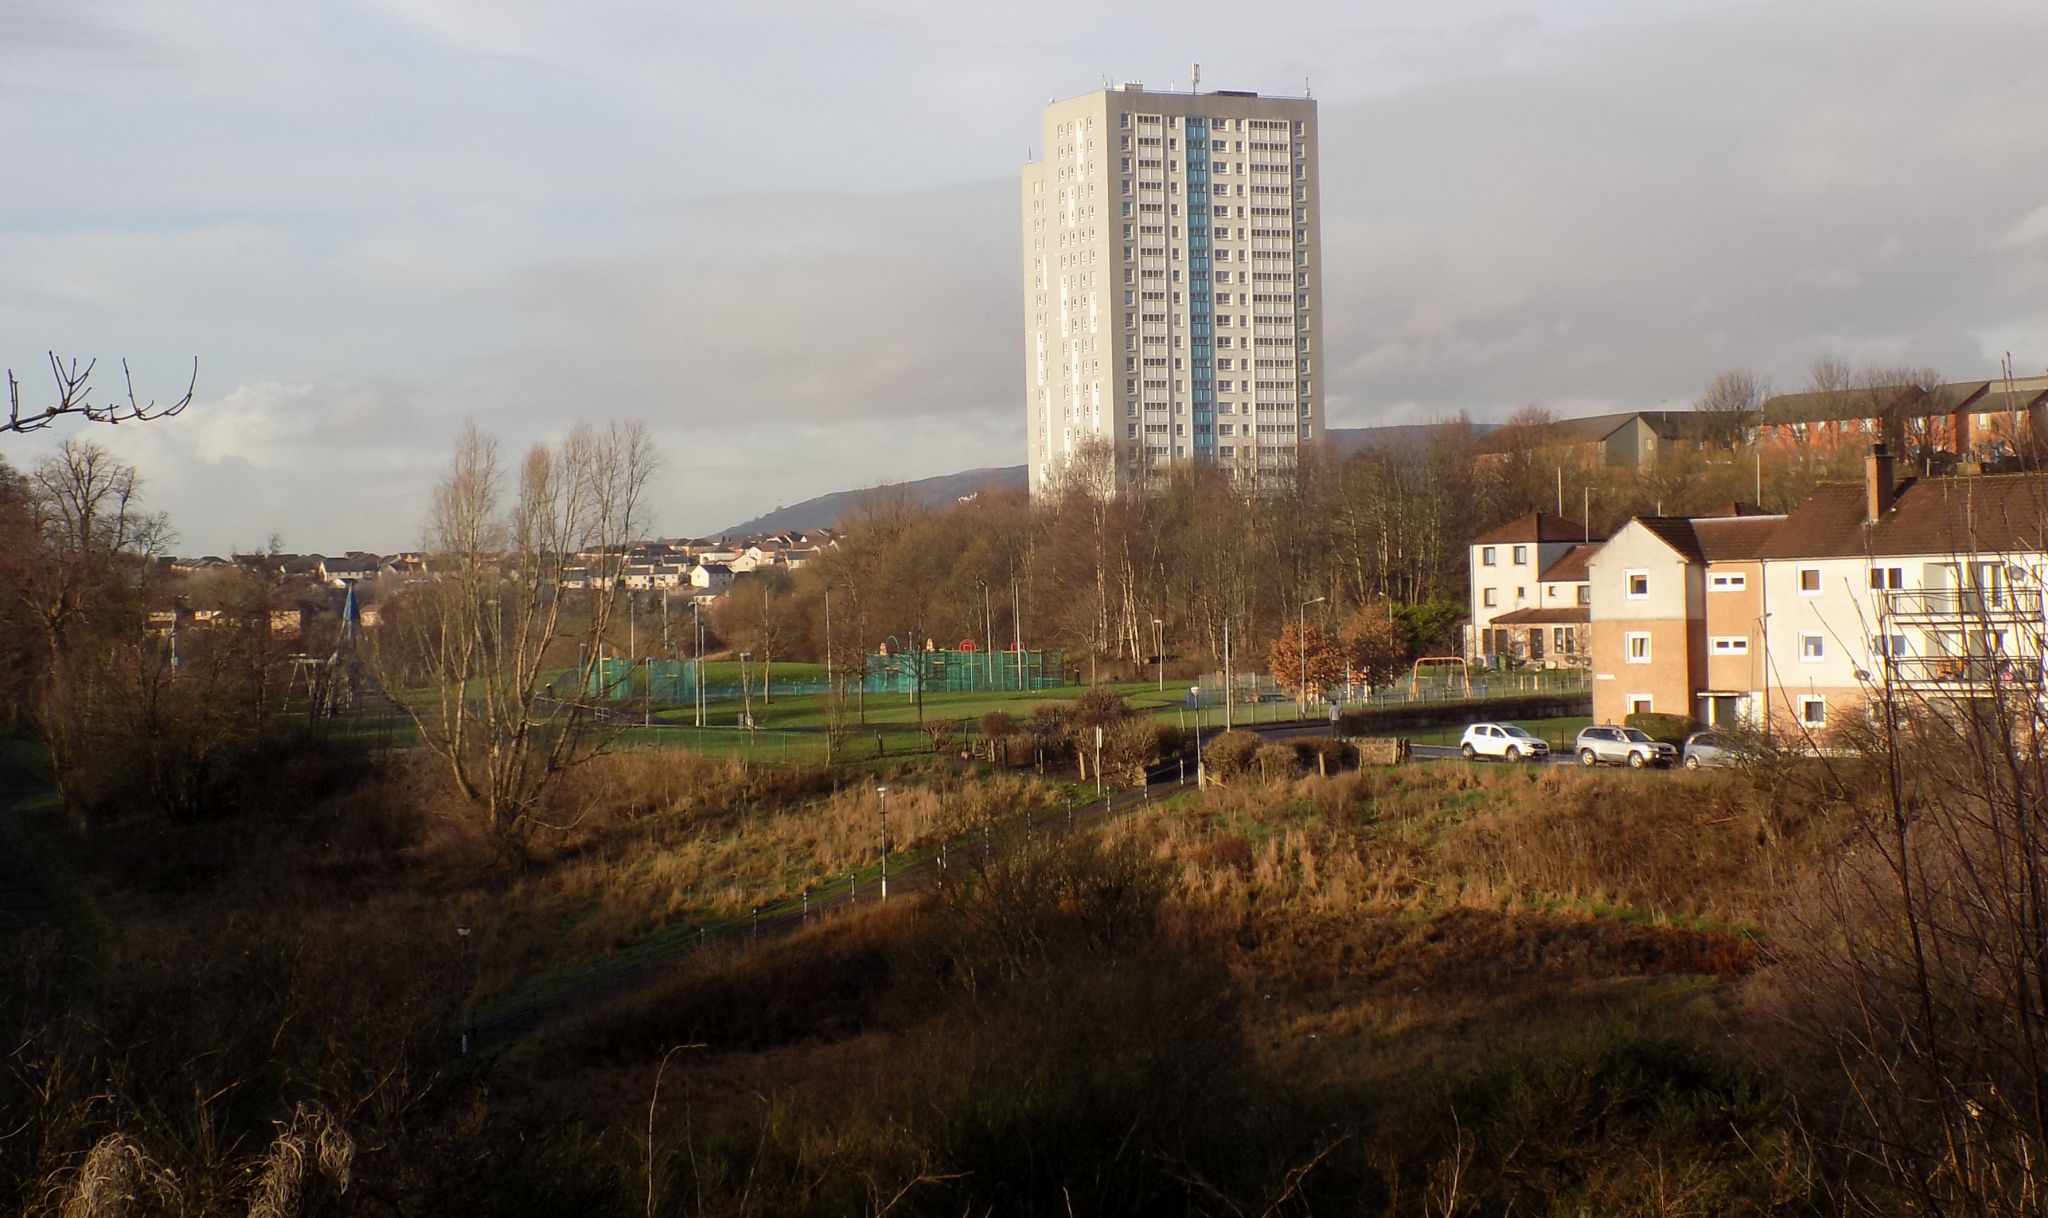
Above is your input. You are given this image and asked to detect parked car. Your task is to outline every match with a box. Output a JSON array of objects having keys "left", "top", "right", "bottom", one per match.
[
  {"left": 1574, "top": 725, "right": 1677, "bottom": 768},
  {"left": 1459, "top": 722, "right": 1551, "bottom": 762},
  {"left": 1680, "top": 730, "right": 1743, "bottom": 770}
]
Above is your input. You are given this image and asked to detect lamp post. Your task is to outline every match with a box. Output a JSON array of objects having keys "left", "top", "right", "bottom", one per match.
[
  {"left": 1223, "top": 615, "right": 1234, "bottom": 731},
  {"left": 1153, "top": 617, "right": 1165, "bottom": 692},
  {"left": 456, "top": 919, "right": 473, "bottom": 1054},
  {"left": 1299, "top": 596, "right": 1327, "bottom": 717},
  {"left": 693, "top": 601, "right": 705, "bottom": 728},
  {"left": 739, "top": 651, "right": 753, "bottom": 732},
  {"left": 876, "top": 785, "right": 889, "bottom": 903}
]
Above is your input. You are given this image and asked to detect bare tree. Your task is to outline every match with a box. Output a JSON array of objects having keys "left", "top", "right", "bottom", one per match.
[
  {"left": 1691, "top": 368, "right": 1769, "bottom": 448},
  {"left": 5, "top": 352, "right": 196, "bottom": 434},
  {"left": 17, "top": 440, "right": 171, "bottom": 819},
  {"left": 376, "top": 420, "right": 659, "bottom": 847}
]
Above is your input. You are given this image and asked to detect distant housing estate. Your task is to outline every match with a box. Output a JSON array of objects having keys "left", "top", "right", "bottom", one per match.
[{"left": 1478, "top": 375, "right": 2048, "bottom": 473}]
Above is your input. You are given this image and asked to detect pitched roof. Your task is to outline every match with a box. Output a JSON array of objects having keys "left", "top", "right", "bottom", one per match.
[
  {"left": 1756, "top": 472, "right": 2048, "bottom": 560},
  {"left": 1759, "top": 380, "right": 2000, "bottom": 427},
  {"left": 1473, "top": 512, "right": 1604, "bottom": 545},
  {"left": 1490, "top": 606, "right": 1591, "bottom": 625},
  {"left": 1627, "top": 514, "right": 1787, "bottom": 564},
  {"left": 1687, "top": 515, "right": 1786, "bottom": 561},
  {"left": 1537, "top": 543, "right": 1599, "bottom": 583}
]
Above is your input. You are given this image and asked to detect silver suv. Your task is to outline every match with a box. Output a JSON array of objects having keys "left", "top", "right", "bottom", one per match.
[{"left": 1575, "top": 725, "right": 1677, "bottom": 768}]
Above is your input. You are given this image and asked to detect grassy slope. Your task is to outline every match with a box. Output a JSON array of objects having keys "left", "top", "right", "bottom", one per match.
[{"left": 10, "top": 736, "right": 1850, "bottom": 1214}]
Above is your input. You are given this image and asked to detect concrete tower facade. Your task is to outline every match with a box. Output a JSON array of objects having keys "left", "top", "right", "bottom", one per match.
[{"left": 1022, "top": 82, "right": 1322, "bottom": 493}]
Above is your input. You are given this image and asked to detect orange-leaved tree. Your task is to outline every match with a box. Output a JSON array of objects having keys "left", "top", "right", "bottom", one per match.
[{"left": 1266, "top": 620, "right": 1345, "bottom": 698}]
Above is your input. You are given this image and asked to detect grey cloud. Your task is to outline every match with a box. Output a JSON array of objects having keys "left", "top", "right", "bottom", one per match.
[{"left": 1315, "top": 0, "right": 2048, "bottom": 422}]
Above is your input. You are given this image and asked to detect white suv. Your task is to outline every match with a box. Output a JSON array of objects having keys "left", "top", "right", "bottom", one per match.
[
  {"left": 1574, "top": 725, "right": 1677, "bottom": 768},
  {"left": 1459, "top": 722, "right": 1551, "bottom": 763}
]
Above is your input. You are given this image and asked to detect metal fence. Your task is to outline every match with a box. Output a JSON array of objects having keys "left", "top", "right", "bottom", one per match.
[{"left": 1175, "top": 667, "right": 1591, "bottom": 719}]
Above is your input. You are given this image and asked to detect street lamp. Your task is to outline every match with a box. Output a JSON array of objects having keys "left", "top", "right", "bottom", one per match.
[
  {"left": 1153, "top": 617, "right": 1165, "bottom": 692},
  {"left": 455, "top": 919, "right": 474, "bottom": 1054},
  {"left": 739, "top": 650, "right": 754, "bottom": 732},
  {"left": 876, "top": 785, "right": 889, "bottom": 902},
  {"left": 1299, "top": 596, "right": 1327, "bottom": 717}
]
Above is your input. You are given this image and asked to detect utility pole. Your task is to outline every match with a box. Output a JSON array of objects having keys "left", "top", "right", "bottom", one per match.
[
  {"left": 876, "top": 785, "right": 889, "bottom": 902},
  {"left": 693, "top": 601, "right": 705, "bottom": 728},
  {"left": 1299, "top": 595, "right": 1326, "bottom": 717},
  {"left": 982, "top": 581, "right": 994, "bottom": 690},
  {"left": 760, "top": 588, "right": 773, "bottom": 706},
  {"left": 1013, "top": 578, "right": 1024, "bottom": 690},
  {"left": 739, "top": 651, "right": 754, "bottom": 732},
  {"left": 1153, "top": 617, "right": 1165, "bottom": 692},
  {"left": 1223, "top": 616, "right": 1233, "bottom": 731}
]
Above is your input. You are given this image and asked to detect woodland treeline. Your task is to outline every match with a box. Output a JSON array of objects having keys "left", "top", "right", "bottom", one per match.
[{"left": 709, "top": 419, "right": 1869, "bottom": 681}]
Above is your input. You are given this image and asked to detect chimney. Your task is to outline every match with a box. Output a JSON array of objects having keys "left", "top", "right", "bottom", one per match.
[{"left": 1865, "top": 442, "right": 1895, "bottom": 522}]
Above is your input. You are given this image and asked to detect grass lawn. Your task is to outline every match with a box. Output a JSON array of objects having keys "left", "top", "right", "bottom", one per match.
[{"left": 638, "top": 680, "right": 1331, "bottom": 733}]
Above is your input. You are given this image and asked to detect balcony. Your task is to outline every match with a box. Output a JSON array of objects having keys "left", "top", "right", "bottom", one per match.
[
  {"left": 1882, "top": 587, "right": 2043, "bottom": 622},
  {"left": 1882, "top": 654, "right": 2042, "bottom": 691}
]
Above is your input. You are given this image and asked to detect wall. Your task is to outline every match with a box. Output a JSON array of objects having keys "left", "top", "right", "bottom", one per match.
[{"left": 1587, "top": 521, "right": 1700, "bottom": 721}]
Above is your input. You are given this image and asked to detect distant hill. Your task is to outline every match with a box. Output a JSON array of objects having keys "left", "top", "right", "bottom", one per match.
[
  {"left": 714, "top": 423, "right": 1498, "bottom": 534},
  {"left": 718, "top": 466, "right": 1027, "bottom": 535}
]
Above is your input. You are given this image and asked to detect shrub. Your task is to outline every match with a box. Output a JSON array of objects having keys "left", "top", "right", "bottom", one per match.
[
  {"left": 1202, "top": 730, "right": 1261, "bottom": 779},
  {"left": 979, "top": 710, "right": 1017, "bottom": 740},
  {"left": 1254, "top": 742, "right": 1300, "bottom": 780},
  {"left": 1068, "top": 687, "right": 1131, "bottom": 728},
  {"left": 1102, "top": 718, "right": 1170, "bottom": 784},
  {"left": 1292, "top": 737, "right": 1350, "bottom": 775},
  {"left": 1624, "top": 712, "right": 1694, "bottom": 745}
]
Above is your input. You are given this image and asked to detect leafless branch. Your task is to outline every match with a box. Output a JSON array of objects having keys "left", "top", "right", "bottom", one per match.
[{"left": 4, "top": 352, "right": 197, "bottom": 434}]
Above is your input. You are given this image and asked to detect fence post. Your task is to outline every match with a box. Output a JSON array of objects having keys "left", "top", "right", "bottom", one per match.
[
  {"left": 751, "top": 906, "right": 759, "bottom": 939},
  {"left": 802, "top": 888, "right": 810, "bottom": 919}
]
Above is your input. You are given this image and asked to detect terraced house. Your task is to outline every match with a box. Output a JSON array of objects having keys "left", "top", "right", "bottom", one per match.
[
  {"left": 1583, "top": 507, "right": 1784, "bottom": 725},
  {"left": 1577, "top": 444, "right": 2048, "bottom": 738},
  {"left": 1465, "top": 513, "right": 1603, "bottom": 667},
  {"left": 1752, "top": 445, "right": 2048, "bottom": 737}
]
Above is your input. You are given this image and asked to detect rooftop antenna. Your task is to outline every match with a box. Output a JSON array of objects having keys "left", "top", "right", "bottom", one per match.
[
  {"left": 1305, "top": 74, "right": 1312, "bottom": 98},
  {"left": 1192, "top": 62, "right": 1201, "bottom": 92}
]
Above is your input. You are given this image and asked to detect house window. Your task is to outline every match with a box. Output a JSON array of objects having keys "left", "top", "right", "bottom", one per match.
[
  {"left": 1709, "top": 572, "right": 1746, "bottom": 592},
  {"left": 1800, "top": 697, "right": 1827, "bottom": 727},
  {"left": 1628, "top": 695, "right": 1654, "bottom": 716},
  {"left": 1577, "top": 586, "right": 1591, "bottom": 606},
  {"left": 1798, "top": 567, "right": 1822, "bottom": 595},
  {"left": 1627, "top": 571, "right": 1649, "bottom": 599},
  {"left": 1553, "top": 627, "right": 1574, "bottom": 652},
  {"left": 1481, "top": 547, "right": 1496, "bottom": 566},
  {"left": 1869, "top": 567, "right": 1904, "bottom": 590},
  {"left": 1482, "top": 589, "right": 1497, "bottom": 607},
  {"left": 1710, "top": 637, "right": 1749, "bottom": 655},
  {"left": 1625, "top": 632, "right": 1651, "bottom": 663},
  {"left": 1513, "top": 545, "right": 1528, "bottom": 565},
  {"left": 1799, "top": 632, "right": 1825, "bottom": 661},
  {"left": 1870, "top": 634, "right": 1908, "bottom": 657}
]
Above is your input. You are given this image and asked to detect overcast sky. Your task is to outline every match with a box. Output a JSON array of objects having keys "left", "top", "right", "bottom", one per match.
[{"left": 4, "top": 0, "right": 2045, "bottom": 554}]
